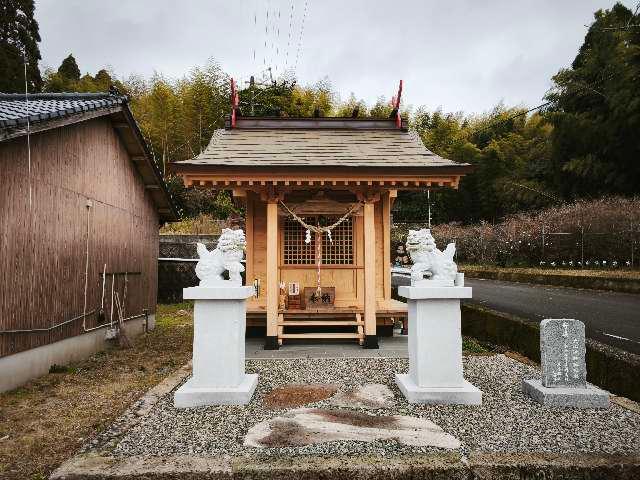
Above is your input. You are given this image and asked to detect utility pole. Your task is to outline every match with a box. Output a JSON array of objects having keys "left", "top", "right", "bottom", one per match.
[
  {"left": 243, "top": 75, "right": 271, "bottom": 116},
  {"left": 244, "top": 76, "right": 256, "bottom": 116},
  {"left": 199, "top": 112, "right": 202, "bottom": 154},
  {"left": 427, "top": 189, "right": 432, "bottom": 229}
]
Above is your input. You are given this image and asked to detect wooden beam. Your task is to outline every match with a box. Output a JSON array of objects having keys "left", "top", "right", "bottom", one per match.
[
  {"left": 363, "top": 201, "right": 377, "bottom": 340},
  {"left": 266, "top": 200, "right": 279, "bottom": 343}
]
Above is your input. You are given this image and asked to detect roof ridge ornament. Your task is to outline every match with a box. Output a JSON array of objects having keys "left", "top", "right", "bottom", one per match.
[
  {"left": 390, "top": 80, "right": 403, "bottom": 129},
  {"left": 230, "top": 78, "right": 239, "bottom": 128}
]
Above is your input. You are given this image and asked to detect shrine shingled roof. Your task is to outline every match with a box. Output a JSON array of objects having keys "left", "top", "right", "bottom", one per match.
[{"left": 175, "top": 117, "right": 468, "bottom": 169}]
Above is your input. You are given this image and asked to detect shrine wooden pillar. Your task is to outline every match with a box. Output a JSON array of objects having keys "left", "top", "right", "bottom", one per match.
[
  {"left": 264, "top": 198, "right": 280, "bottom": 349},
  {"left": 382, "top": 191, "right": 392, "bottom": 301},
  {"left": 363, "top": 198, "right": 379, "bottom": 348}
]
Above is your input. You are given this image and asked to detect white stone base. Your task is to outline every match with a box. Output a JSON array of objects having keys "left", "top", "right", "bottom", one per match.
[
  {"left": 174, "top": 374, "right": 258, "bottom": 408},
  {"left": 395, "top": 374, "right": 482, "bottom": 405},
  {"left": 522, "top": 379, "right": 609, "bottom": 408}
]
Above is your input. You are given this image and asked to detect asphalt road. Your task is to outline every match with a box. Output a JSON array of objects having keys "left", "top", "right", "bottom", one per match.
[{"left": 465, "top": 278, "right": 640, "bottom": 355}]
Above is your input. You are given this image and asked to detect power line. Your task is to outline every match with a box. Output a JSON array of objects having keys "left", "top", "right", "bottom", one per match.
[
  {"left": 285, "top": 1, "right": 295, "bottom": 69},
  {"left": 294, "top": 0, "right": 310, "bottom": 76},
  {"left": 473, "top": 69, "right": 618, "bottom": 135}
]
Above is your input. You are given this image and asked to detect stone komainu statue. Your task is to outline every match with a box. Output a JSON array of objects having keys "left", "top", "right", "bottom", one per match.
[
  {"left": 405, "top": 228, "right": 458, "bottom": 286},
  {"left": 195, "top": 228, "right": 246, "bottom": 286}
]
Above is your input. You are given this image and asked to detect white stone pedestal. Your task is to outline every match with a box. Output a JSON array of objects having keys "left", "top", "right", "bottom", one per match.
[
  {"left": 174, "top": 285, "right": 257, "bottom": 408},
  {"left": 395, "top": 286, "right": 482, "bottom": 405}
]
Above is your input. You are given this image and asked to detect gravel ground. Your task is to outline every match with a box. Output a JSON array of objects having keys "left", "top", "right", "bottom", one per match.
[{"left": 107, "top": 355, "right": 640, "bottom": 458}]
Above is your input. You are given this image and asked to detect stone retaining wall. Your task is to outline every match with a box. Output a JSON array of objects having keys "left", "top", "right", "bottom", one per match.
[
  {"left": 158, "top": 235, "right": 219, "bottom": 303},
  {"left": 52, "top": 452, "right": 640, "bottom": 479}
]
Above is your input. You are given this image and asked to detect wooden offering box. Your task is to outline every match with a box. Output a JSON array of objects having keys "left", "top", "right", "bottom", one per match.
[
  {"left": 302, "top": 287, "right": 336, "bottom": 309},
  {"left": 287, "top": 294, "right": 302, "bottom": 310}
]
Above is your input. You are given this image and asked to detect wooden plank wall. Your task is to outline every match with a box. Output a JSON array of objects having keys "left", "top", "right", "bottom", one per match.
[{"left": 0, "top": 117, "right": 159, "bottom": 358}]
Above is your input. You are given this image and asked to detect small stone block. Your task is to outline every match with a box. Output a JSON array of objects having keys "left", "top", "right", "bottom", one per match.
[
  {"left": 522, "top": 379, "right": 609, "bottom": 408},
  {"left": 395, "top": 374, "right": 482, "bottom": 405},
  {"left": 174, "top": 374, "right": 258, "bottom": 408}
]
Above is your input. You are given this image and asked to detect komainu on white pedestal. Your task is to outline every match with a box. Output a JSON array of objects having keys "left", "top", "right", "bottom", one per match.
[
  {"left": 174, "top": 227, "right": 257, "bottom": 408},
  {"left": 195, "top": 228, "right": 246, "bottom": 286},
  {"left": 405, "top": 228, "right": 458, "bottom": 287}
]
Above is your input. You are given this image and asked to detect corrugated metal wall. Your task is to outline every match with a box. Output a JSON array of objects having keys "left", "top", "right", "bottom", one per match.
[{"left": 0, "top": 117, "right": 159, "bottom": 358}]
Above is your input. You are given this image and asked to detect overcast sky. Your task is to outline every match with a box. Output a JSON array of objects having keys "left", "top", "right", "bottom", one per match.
[{"left": 35, "top": 0, "right": 634, "bottom": 114}]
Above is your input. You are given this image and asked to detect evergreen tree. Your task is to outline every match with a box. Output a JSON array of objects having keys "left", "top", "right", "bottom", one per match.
[
  {"left": 545, "top": 2, "right": 640, "bottom": 197},
  {"left": 57, "top": 54, "right": 81, "bottom": 82},
  {"left": 0, "top": 0, "right": 42, "bottom": 92}
]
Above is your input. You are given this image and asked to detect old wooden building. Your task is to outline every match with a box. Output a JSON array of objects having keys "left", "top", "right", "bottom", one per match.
[
  {"left": 0, "top": 93, "right": 176, "bottom": 392},
  {"left": 174, "top": 87, "right": 471, "bottom": 349}
]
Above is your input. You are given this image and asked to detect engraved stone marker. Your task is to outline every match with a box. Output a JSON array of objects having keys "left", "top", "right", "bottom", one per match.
[
  {"left": 523, "top": 318, "right": 609, "bottom": 408},
  {"left": 540, "top": 319, "right": 586, "bottom": 388}
]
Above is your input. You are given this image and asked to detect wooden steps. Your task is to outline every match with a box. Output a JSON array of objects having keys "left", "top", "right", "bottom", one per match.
[
  {"left": 277, "top": 312, "right": 364, "bottom": 346},
  {"left": 280, "top": 332, "right": 362, "bottom": 339},
  {"left": 277, "top": 320, "right": 362, "bottom": 326}
]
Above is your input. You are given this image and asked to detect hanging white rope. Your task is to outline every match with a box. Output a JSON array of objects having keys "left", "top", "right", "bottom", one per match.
[
  {"left": 279, "top": 200, "right": 362, "bottom": 296},
  {"left": 278, "top": 200, "right": 362, "bottom": 243}
]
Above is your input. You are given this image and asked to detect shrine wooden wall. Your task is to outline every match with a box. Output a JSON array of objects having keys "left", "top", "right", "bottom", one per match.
[
  {"left": 246, "top": 195, "right": 386, "bottom": 309},
  {"left": 0, "top": 117, "right": 159, "bottom": 358}
]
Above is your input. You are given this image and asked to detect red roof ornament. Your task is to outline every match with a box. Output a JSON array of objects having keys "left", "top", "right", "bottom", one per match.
[
  {"left": 394, "top": 80, "right": 403, "bottom": 128},
  {"left": 230, "top": 78, "right": 239, "bottom": 128}
]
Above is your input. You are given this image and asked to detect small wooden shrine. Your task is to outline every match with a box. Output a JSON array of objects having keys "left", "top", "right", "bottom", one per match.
[{"left": 174, "top": 81, "right": 471, "bottom": 349}]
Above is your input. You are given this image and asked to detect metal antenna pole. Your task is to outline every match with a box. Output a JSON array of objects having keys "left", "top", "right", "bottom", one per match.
[{"left": 24, "top": 51, "right": 32, "bottom": 208}]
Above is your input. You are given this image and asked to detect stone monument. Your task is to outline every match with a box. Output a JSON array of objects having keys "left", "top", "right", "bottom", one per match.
[
  {"left": 396, "top": 229, "right": 482, "bottom": 404},
  {"left": 523, "top": 319, "right": 609, "bottom": 408},
  {"left": 174, "top": 228, "right": 258, "bottom": 408}
]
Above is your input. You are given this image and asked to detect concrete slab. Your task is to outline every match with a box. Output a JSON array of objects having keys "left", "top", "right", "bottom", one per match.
[{"left": 246, "top": 335, "right": 409, "bottom": 360}]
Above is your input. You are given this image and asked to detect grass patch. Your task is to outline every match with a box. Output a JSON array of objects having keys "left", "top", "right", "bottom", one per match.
[
  {"left": 0, "top": 303, "right": 194, "bottom": 480},
  {"left": 462, "top": 336, "right": 495, "bottom": 355},
  {"left": 48, "top": 364, "right": 78, "bottom": 374}
]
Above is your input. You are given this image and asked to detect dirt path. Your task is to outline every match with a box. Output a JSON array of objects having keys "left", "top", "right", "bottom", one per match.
[{"left": 0, "top": 304, "right": 194, "bottom": 480}]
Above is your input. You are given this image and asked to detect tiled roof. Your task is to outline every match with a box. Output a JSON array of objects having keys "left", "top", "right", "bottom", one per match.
[
  {"left": 177, "top": 122, "right": 464, "bottom": 169},
  {"left": 0, "top": 92, "right": 178, "bottom": 221},
  {"left": 0, "top": 92, "right": 126, "bottom": 129}
]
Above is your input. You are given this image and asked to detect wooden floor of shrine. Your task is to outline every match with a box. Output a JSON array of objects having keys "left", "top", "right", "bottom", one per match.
[{"left": 247, "top": 299, "right": 408, "bottom": 346}]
